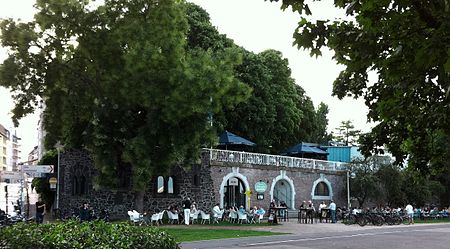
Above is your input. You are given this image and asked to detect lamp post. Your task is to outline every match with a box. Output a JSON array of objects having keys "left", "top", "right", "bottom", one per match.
[
  {"left": 346, "top": 170, "right": 356, "bottom": 209},
  {"left": 54, "top": 141, "right": 64, "bottom": 210}
]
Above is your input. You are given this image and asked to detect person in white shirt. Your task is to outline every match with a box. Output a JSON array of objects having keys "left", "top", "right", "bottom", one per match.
[
  {"left": 212, "top": 203, "right": 224, "bottom": 222},
  {"left": 405, "top": 204, "right": 414, "bottom": 224},
  {"left": 329, "top": 200, "right": 337, "bottom": 223}
]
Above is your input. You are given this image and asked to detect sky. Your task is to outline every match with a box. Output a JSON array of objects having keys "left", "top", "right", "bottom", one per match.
[{"left": 0, "top": 0, "right": 371, "bottom": 161}]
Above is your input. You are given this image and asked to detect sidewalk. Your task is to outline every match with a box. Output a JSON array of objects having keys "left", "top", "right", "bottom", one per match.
[{"left": 249, "top": 220, "right": 439, "bottom": 235}]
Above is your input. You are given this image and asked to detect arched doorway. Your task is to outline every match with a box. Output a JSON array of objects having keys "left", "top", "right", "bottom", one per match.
[
  {"left": 223, "top": 177, "right": 246, "bottom": 208},
  {"left": 273, "top": 179, "right": 292, "bottom": 208}
]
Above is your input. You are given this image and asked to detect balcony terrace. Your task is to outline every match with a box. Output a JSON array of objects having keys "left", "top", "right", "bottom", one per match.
[{"left": 205, "top": 148, "right": 349, "bottom": 172}]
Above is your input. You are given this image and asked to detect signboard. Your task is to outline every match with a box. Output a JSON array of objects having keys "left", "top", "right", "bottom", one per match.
[
  {"left": 255, "top": 181, "right": 267, "bottom": 193},
  {"left": 25, "top": 172, "right": 45, "bottom": 178},
  {"left": 22, "top": 165, "right": 54, "bottom": 174},
  {"left": 0, "top": 171, "right": 23, "bottom": 183},
  {"left": 229, "top": 177, "right": 239, "bottom": 186}
]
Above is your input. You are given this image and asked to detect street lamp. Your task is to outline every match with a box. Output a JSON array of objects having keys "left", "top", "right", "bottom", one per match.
[
  {"left": 54, "top": 141, "right": 64, "bottom": 210},
  {"left": 346, "top": 170, "right": 356, "bottom": 209}
]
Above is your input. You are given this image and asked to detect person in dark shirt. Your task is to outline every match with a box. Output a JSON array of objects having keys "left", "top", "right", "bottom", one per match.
[
  {"left": 79, "top": 202, "right": 90, "bottom": 222},
  {"left": 182, "top": 197, "right": 191, "bottom": 225},
  {"left": 35, "top": 199, "right": 46, "bottom": 224}
]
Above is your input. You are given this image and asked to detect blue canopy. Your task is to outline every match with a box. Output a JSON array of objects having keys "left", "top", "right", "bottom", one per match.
[
  {"left": 282, "top": 142, "right": 328, "bottom": 156},
  {"left": 218, "top": 131, "right": 256, "bottom": 146}
]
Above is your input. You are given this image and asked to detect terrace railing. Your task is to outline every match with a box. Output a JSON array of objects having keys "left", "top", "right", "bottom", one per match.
[{"left": 205, "top": 148, "right": 348, "bottom": 172}]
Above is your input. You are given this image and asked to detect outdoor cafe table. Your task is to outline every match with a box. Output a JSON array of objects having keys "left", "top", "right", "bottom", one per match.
[
  {"left": 298, "top": 208, "right": 315, "bottom": 224},
  {"left": 269, "top": 206, "right": 288, "bottom": 223},
  {"left": 320, "top": 208, "right": 330, "bottom": 223}
]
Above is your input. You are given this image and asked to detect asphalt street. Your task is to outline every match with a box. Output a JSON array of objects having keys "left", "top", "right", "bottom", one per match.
[{"left": 180, "top": 222, "right": 450, "bottom": 249}]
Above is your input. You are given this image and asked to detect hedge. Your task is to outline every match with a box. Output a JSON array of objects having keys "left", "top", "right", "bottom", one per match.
[{"left": 0, "top": 220, "right": 179, "bottom": 249}]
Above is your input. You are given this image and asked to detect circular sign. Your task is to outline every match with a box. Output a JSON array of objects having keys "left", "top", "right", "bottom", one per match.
[{"left": 255, "top": 181, "right": 267, "bottom": 193}]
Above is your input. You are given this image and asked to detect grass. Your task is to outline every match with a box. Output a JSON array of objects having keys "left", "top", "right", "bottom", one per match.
[
  {"left": 161, "top": 227, "right": 286, "bottom": 242},
  {"left": 415, "top": 218, "right": 450, "bottom": 224}
]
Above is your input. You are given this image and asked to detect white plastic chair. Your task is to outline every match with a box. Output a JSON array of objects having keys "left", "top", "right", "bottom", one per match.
[
  {"left": 190, "top": 210, "right": 200, "bottom": 224},
  {"left": 200, "top": 210, "right": 211, "bottom": 224},
  {"left": 238, "top": 212, "right": 248, "bottom": 224},
  {"left": 151, "top": 213, "right": 160, "bottom": 226},
  {"left": 129, "top": 210, "right": 142, "bottom": 225},
  {"left": 157, "top": 210, "right": 165, "bottom": 225},
  {"left": 229, "top": 210, "right": 238, "bottom": 223},
  {"left": 127, "top": 211, "right": 134, "bottom": 224},
  {"left": 167, "top": 210, "right": 179, "bottom": 224}
]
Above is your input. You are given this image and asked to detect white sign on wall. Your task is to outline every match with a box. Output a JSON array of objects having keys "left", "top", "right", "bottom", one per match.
[
  {"left": 0, "top": 171, "right": 23, "bottom": 183},
  {"left": 229, "top": 177, "right": 239, "bottom": 186}
]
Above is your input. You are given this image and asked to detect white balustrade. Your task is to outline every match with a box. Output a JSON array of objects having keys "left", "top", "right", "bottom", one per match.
[{"left": 205, "top": 148, "right": 348, "bottom": 172}]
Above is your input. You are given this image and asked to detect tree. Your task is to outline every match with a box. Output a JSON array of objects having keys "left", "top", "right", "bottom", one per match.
[
  {"left": 183, "top": 3, "right": 332, "bottom": 153},
  {"left": 349, "top": 157, "right": 382, "bottom": 208},
  {"left": 333, "top": 120, "right": 361, "bottom": 146},
  {"left": 270, "top": 0, "right": 450, "bottom": 172},
  {"left": 376, "top": 163, "right": 405, "bottom": 207},
  {"left": 220, "top": 49, "right": 328, "bottom": 153},
  {"left": 0, "top": 0, "right": 250, "bottom": 211},
  {"left": 310, "top": 102, "right": 333, "bottom": 145}
]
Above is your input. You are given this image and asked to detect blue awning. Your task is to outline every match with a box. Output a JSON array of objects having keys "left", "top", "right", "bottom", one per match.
[
  {"left": 282, "top": 143, "right": 328, "bottom": 156},
  {"left": 218, "top": 131, "right": 256, "bottom": 146}
]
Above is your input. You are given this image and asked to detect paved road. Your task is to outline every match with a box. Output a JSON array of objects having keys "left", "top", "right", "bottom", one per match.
[{"left": 181, "top": 222, "right": 450, "bottom": 249}]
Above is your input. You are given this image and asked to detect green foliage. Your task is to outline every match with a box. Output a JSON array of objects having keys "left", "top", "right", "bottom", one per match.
[
  {"left": 332, "top": 120, "right": 361, "bottom": 146},
  {"left": 0, "top": 220, "right": 179, "bottom": 249},
  {"left": 349, "top": 157, "right": 382, "bottom": 208},
  {"left": 376, "top": 163, "right": 405, "bottom": 207},
  {"left": 0, "top": 0, "right": 250, "bottom": 210},
  {"left": 271, "top": 0, "right": 450, "bottom": 173},
  {"left": 185, "top": 4, "right": 331, "bottom": 153},
  {"left": 350, "top": 157, "right": 446, "bottom": 208}
]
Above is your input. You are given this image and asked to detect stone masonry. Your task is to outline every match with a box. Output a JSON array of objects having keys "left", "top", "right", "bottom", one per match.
[{"left": 59, "top": 149, "right": 346, "bottom": 219}]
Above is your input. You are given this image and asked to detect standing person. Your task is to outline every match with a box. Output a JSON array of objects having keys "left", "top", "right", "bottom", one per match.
[
  {"left": 329, "top": 200, "right": 337, "bottom": 223},
  {"left": 306, "top": 200, "right": 315, "bottom": 224},
  {"left": 405, "top": 203, "right": 414, "bottom": 224},
  {"left": 319, "top": 201, "right": 327, "bottom": 223},
  {"left": 182, "top": 197, "right": 191, "bottom": 225},
  {"left": 35, "top": 198, "right": 46, "bottom": 224},
  {"left": 79, "top": 202, "right": 90, "bottom": 222}
]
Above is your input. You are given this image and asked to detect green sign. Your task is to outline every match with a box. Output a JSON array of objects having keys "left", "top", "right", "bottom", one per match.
[{"left": 255, "top": 181, "right": 267, "bottom": 193}]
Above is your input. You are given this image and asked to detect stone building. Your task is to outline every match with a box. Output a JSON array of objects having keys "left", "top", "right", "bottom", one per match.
[{"left": 58, "top": 148, "right": 348, "bottom": 218}]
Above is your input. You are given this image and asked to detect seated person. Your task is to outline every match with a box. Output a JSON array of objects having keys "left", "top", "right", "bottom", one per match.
[
  {"left": 238, "top": 205, "right": 246, "bottom": 214},
  {"left": 255, "top": 206, "right": 266, "bottom": 222},
  {"left": 190, "top": 202, "right": 198, "bottom": 214},
  {"left": 212, "top": 203, "right": 224, "bottom": 220},
  {"left": 270, "top": 200, "right": 276, "bottom": 208}
]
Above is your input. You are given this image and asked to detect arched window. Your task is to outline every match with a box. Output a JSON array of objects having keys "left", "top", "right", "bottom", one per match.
[
  {"left": 314, "top": 182, "right": 329, "bottom": 196},
  {"left": 71, "top": 164, "right": 89, "bottom": 196},
  {"left": 157, "top": 176, "right": 164, "bottom": 193},
  {"left": 168, "top": 177, "right": 174, "bottom": 194},
  {"left": 193, "top": 174, "right": 200, "bottom": 186},
  {"left": 72, "top": 176, "right": 78, "bottom": 196}
]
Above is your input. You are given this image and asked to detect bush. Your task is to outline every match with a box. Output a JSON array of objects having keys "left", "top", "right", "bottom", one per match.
[{"left": 0, "top": 220, "right": 179, "bottom": 249}]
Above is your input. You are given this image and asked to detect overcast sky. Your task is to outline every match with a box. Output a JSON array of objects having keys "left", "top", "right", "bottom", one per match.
[{"left": 0, "top": 0, "right": 371, "bottom": 160}]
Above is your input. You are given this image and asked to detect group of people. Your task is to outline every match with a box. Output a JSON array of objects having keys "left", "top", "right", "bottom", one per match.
[{"left": 298, "top": 200, "right": 337, "bottom": 223}]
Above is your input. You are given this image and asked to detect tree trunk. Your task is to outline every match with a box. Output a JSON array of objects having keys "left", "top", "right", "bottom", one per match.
[{"left": 134, "top": 190, "right": 145, "bottom": 213}]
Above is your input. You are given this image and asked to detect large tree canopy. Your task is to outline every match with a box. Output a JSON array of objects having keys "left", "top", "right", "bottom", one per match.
[
  {"left": 0, "top": 0, "right": 250, "bottom": 210},
  {"left": 270, "top": 0, "right": 450, "bottom": 171},
  {"left": 185, "top": 3, "right": 331, "bottom": 153}
]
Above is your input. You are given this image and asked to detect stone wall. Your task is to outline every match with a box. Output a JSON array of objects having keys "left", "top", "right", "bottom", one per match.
[
  {"left": 208, "top": 159, "right": 347, "bottom": 211},
  {"left": 59, "top": 150, "right": 216, "bottom": 219},
  {"left": 59, "top": 150, "right": 346, "bottom": 219}
]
